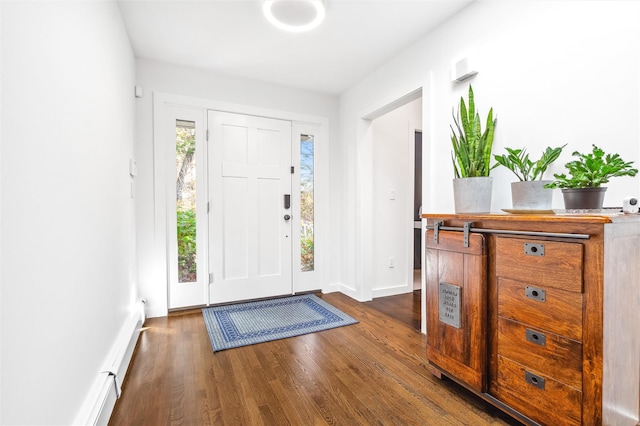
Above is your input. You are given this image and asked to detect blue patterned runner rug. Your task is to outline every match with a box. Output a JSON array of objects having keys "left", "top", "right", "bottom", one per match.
[{"left": 202, "top": 294, "right": 359, "bottom": 352}]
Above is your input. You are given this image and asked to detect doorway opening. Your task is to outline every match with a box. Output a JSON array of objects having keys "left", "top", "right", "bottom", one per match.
[{"left": 360, "top": 91, "right": 423, "bottom": 330}]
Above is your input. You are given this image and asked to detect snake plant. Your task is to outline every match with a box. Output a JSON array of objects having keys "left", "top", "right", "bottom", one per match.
[{"left": 450, "top": 85, "right": 496, "bottom": 178}]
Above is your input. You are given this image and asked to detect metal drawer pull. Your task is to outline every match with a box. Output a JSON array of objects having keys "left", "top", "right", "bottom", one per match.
[
  {"left": 525, "top": 371, "right": 546, "bottom": 390},
  {"left": 524, "top": 242, "right": 545, "bottom": 256},
  {"left": 526, "top": 328, "right": 546, "bottom": 346},
  {"left": 525, "top": 286, "right": 546, "bottom": 302}
]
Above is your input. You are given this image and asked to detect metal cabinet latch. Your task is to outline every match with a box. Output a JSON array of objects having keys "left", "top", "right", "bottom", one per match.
[
  {"left": 524, "top": 242, "right": 545, "bottom": 256},
  {"left": 525, "top": 371, "right": 546, "bottom": 390},
  {"left": 526, "top": 328, "right": 547, "bottom": 347},
  {"left": 433, "top": 220, "right": 443, "bottom": 244},
  {"left": 463, "top": 222, "right": 472, "bottom": 248},
  {"left": 525, "top": 286, "right": 546, "bottom": 302}
]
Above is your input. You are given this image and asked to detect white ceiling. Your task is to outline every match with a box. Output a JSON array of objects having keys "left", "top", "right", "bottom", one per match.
[{"left": 117, "top": 0, "right": 473, "bottom": 96}]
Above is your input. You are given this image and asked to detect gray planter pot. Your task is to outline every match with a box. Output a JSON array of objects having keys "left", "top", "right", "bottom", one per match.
[
  {"left": 511, "top": 180, "right": 553, "bottom": 210},
  {"left": 561, "top": 187, "right": 607, "bottom": 209},
  {"left": 453, "top": 177, "right": 493, "bottom": 213}
]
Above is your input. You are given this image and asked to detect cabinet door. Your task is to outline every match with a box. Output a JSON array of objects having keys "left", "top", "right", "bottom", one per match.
[{"left": 426, "top": 230, "right": 487, "bottom": 392}]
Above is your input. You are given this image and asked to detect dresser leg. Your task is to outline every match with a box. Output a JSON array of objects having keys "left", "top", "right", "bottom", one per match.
[{"left": 428, "top": 364, "right": 443, "bottom": 379}]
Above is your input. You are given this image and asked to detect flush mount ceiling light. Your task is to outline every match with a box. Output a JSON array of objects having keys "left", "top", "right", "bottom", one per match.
[{"left": 263, "top": 0, "right": 325, "bottom": 32}]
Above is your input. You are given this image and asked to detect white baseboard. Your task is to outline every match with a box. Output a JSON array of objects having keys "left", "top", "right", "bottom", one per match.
[
  {"left": 372, "top": 284, "right": 413, "bottom": 299},
  {"left": 145, "top": 303, "right": 168, "bottom": 319},
  {"left": 74, "top": 300, "right": 145, "bottom": 425},
  {"left": 324, "top": 282, "right": 373, "bottom": 302},
  {"left": 323, "top": 282, "right": 343, "bottom": 294}
]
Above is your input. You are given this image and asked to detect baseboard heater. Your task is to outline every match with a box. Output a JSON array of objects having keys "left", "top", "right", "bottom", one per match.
[{"left": 74, "top": 299, "right": 146, "bottom": 425}]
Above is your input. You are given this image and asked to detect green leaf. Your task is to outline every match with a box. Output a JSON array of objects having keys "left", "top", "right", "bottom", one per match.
[
  {"left": 495, "top": 144, "right": 566, "bottom": 182},
  {"left": 546, "top": 144, "right": 637, "bottom": 188}
]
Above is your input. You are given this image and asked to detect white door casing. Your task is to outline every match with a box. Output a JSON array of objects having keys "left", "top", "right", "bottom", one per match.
[
  {"left": 208, "top": 111, "right": 293, "bottom": 304},
  {"left": 166, "top": 106, "right": 208, "bottom": 309},
  {"left": 152, "top": 93, "right": 328, "bottom": 316},
  {"left": 292, "top": 122, "right": 323, "bottom": 293}
]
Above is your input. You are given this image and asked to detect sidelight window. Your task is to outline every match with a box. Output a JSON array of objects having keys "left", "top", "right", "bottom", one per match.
[
  {"left": 176, "top": 120, "right": 197, "bottom": 283},
  {"left": 300, "top": 134, "right": 315, "bottom": 272}
]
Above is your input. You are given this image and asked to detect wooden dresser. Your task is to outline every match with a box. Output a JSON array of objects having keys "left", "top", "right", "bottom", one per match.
[{"left": 422, "top": 212, "right": 640, "bottom": 426}]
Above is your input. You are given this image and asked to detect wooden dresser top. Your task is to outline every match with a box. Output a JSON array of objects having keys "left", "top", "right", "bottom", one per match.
[{"left": 422, "top": 211, "right": 640, "bottom": 225}]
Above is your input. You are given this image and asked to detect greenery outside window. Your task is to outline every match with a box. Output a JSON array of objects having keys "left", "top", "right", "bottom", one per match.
[
  {"left": 176, "top": 120, "right": 197, "bottom": 283},
  {"left": 300, "top": 135, "right": 314, "bottom": 272}
]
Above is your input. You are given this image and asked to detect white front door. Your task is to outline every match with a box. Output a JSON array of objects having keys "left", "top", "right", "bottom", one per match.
[{"left": 208, "top": 111, "right": 293, "bottom": 304}]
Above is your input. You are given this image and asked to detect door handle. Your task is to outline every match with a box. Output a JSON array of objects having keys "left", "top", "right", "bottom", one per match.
[
  {"left": 284, "top": 214, "right": 291, "bottom": 221},
  {"left": 284, "top": 194, "right": 291, "bottom": 209}
]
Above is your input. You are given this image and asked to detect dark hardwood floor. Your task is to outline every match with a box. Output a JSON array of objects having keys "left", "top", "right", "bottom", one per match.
[
  {"left": 364, "top": 289, "right": 422, "bottom": 331},
  {"left": 109, "top": 291, "right": 522, "bottom": 425}
]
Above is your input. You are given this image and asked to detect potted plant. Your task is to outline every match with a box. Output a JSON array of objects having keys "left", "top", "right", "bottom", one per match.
[
  {"left": 545, "top": 144, "right": 638, "bottom": 209},
  {"left": 493, "top": 144, "right": 565, "bottom": 210},
  {"left": 450, "top": 85, "right": 496, "bottom": 213}
]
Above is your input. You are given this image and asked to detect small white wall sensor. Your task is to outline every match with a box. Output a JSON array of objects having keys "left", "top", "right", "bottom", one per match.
[{"left": 129, "top": 159, "right": 137, "bottom": 177}]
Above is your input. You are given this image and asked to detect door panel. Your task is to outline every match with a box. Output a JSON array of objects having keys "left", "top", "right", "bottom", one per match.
[
  {"left": 425, "top": 230, "right": 488, "bottom": 392},
  {"left": 222, "top": 176, "right": 248, "bottom": 279},
  {"left": 208, "top": 111, "right": 292, "bottom": 304}
]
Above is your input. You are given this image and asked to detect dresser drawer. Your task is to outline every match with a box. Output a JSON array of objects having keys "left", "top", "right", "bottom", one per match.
[
  {"left": 498, "top": 318, "right": 582, "bottom": 389},
  {"left": 496, "top": 237, "right": 583, "bottom": 293},
  {"left": 498, "top": 277, "right": 582, "bottom": 341},
  {"left": 496, "top": 356, "right": 582, "bottom": 426}
]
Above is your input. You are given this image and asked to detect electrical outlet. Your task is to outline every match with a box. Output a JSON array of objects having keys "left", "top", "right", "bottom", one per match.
[{"left": 389, "top": 257, "right": 395, "bottom": 268}]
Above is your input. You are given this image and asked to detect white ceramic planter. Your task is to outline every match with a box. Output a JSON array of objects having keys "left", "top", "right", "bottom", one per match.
[
  {"left": 452, "top": 177, "right": 493, "bottom": 213},
  {"left": 511, "top": 180, "right": 553, "bottom": 210}
]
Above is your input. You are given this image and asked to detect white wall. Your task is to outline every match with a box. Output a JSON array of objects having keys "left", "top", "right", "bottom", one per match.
[
  {"left": 134, "top": 59, "right": 340, "bottom": 317},
  {"left": 0, "top": 0, "right": 4, "bottom": 419},
  {"left": 0, "top": 2, "right": 137, "bottom": 424},
  {"left": 371, "top": 98, "right": 421, "bottom": 297},
  {"left": 338, "top": 1, "right": 640, "bottom": 298}
]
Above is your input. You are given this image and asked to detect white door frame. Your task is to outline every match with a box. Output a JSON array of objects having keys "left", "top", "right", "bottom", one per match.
[
  {"left": 153, "top": 92, "right": 328, "bottom": 312},
  {"left": 292, "top": 122, "right": 324, "bottom": 293},
  {"left": 352, "top": 83, "right": 431, "bottom": 334},
  {"left": 163, "top": 106, "right": 208, "bottom": 309},
  {"left": 352, "top": 87, "right": 423, "bottom": 302}
]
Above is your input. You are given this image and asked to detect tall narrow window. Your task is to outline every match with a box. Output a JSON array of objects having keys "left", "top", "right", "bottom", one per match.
[
  {"left": 176, "top": 120, "right": 197, "bottom": 283},
  {"left": 300, "top": 135, "right": 315, "bottom": 272}
]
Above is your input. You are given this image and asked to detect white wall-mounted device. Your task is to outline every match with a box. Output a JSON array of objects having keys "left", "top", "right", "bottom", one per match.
[
  {"left": 129, "top": 159, "right": 137, "bottom": 177},
  {"left": 451, "top": 57, "right": 478, "bottom": 83}
]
